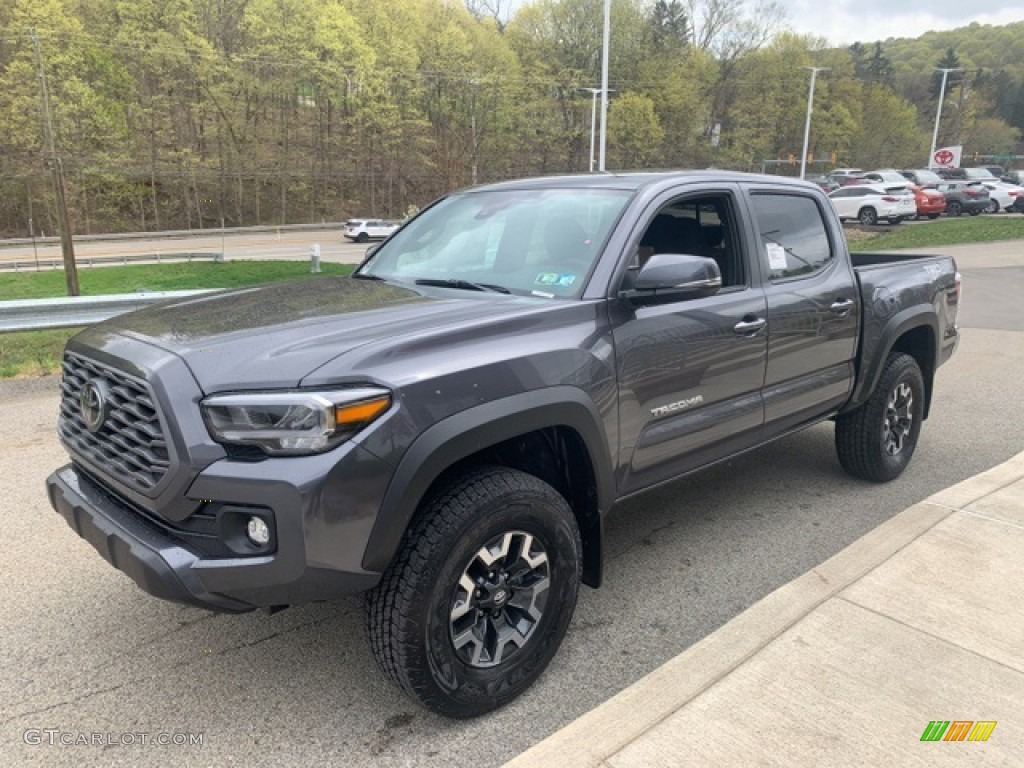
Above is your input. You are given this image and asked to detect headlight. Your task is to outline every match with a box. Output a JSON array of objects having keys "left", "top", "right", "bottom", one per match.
[{"left": 201, "top": 388, "right": 391, "bottom": 456}]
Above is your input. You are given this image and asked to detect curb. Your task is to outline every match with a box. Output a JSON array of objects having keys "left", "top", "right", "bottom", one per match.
[{"left": 503, "top": 451, "right": 1024, "bottom": 768}]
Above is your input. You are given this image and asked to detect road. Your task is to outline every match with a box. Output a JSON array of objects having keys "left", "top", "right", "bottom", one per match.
[
  {"left": 0, "top": 228, "right": 371, "bottom": 268},
  {"left": 2, "top": 241, "right": 1022, "bottom": 767}
]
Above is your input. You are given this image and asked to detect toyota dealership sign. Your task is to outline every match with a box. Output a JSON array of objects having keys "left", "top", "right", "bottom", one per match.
[{"left": 929, "top": 145, "right": 962, "bottom": 169}]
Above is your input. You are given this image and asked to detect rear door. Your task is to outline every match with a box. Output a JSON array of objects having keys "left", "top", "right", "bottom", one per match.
[
  {"left": 828, "top": 187, "right": 864, "bottom": 220},
  {"left": 744, "top": 188, "right": 859, "bottom": 438}
]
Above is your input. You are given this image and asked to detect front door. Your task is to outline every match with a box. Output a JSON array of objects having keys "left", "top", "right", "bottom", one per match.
[{"left": 611, "top": 191, "right": 768, "bottom": 494}]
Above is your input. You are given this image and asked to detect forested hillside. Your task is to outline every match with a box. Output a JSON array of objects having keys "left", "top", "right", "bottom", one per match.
[{"left": 0, "top": 0, "right": 1020, "bottom": 236}]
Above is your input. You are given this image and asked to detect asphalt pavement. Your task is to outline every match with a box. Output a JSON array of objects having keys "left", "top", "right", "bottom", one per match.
[{"left": 1, "top": 239, "right": 1022, "bottom": 767}]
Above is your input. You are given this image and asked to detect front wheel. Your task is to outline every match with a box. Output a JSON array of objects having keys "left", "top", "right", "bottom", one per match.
[
  {"left": 364, "top": 467, "right": 582, "bottom": 718},
  {"left": 858, "top": 207, "right": 878, "bottom": 225},
  {"left": 356, "top": 232, "right": 369, "bottom": 243},
  {"left": 835, "top": 352, "right": 925, "bottom": 483},
  {"left": 946, "top": 201, "right": 962, "bottom": 217},
  {"left": 986, "top": 200, "right": 999, "bottom": 214}
]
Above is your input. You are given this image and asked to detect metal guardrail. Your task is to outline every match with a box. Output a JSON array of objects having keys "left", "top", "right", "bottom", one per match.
[
  {"left": 0, "top": 251, "right": 222, "bottom": 272},
  {"left": 0, "top": 221, "right": 345, "bottom": 249},
  {"left": 0, "top": 290, "right": 216, "bottom": 332}
]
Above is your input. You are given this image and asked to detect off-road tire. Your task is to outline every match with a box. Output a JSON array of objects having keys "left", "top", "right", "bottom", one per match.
[
  {"left": 835, "top": 352, "right": 925, "bottom": 483},
  {"left": 364, "top": 466, "right": 582, "bottom": 718}
]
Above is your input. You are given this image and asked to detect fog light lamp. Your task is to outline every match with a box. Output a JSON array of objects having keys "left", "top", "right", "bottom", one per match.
[{"left": 246, "top": 516, "right": 271, "bottom": 546}]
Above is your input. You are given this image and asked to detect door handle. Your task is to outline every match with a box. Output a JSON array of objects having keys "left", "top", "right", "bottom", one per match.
[
  {"left": 733, "top": 317, "right": 767, "bottom": 336},
  {"left": 830, "top": 299, "right": 855, "bottom": 316}
]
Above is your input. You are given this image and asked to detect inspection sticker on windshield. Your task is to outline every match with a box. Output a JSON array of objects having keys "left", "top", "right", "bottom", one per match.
[
  {"left": 535, "top": 272, "right": 576, "bottom": 287},
  {"left": 766, "top": 243, "right": 788, "bottom": 270}
]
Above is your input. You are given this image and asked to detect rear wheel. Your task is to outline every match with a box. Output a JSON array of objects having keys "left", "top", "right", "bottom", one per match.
[
  {"left": 946, "top": 201, "right": 962, "bottom": 217},
  {"left": 835, "top": 352, "right": 925, "bottom": 483},
  {"left": 987, "top": 200, "right": 999, "bottom": 214},
  {"left": 858, "top": 207, "right": 878, "bottom": 225},
  {"left": 364, "top": 466, "right": 582, "bottom": 718}
]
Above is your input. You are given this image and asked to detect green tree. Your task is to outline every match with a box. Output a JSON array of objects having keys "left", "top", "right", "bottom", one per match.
[{"left": 607, "top": 91, "right": 664, "bottom": 168}]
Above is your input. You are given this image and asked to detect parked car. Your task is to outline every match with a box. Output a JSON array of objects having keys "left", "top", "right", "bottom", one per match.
[
  {"left": 829, "top": 168, "right": 866, "bottom": 186},
  {"left": 979, "top": 181, "right": 1024, "bottom": 213},
  {"left": 828, "top": 183, "right": 917, "bottom": 225},
  {"left": 1002, "top": 170, "right": 1023, "bottom": 186},
  {"left": 938, "top": 167, "right": 1000, "bottom": 182},
  {"left": 862, "top": 169, "right": 913, "bottom": 189},
  {"left": 900, "top": 169, "right": 946, "bottom": 188},
  {"left": 910, "top": 185, "right": 947, "bottom": 219},
  {"left": 808, "top": 175, "right": 840, "bottom": 193},
  {"left": 982, "top": 165, "right": 1006, "bottom": 179},
  {"left": 936, "top": 181, "right": 991, "bottom": 216},
  {"left": 343, "top": 218, "right": 400, "bottom": 243},
  {"left": 47, "top": 171, "right": 960, "bottom": 719}
]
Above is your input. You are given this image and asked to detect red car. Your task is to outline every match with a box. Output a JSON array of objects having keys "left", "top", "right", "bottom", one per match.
[{"left": 911, "top": 185, "right": 946, "bottom": 219}]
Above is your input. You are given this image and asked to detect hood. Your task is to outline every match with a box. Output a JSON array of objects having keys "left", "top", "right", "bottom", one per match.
[{"left": 99, "top": 277, "right": 536, "bottom": 392}]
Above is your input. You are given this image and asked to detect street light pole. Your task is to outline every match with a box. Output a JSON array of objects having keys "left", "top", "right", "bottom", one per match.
[
  {"left": 598, "top": 0, "right": 611, "bottom": 172},
  {"left": 929, "top": 67, "right": 963, "bottom": 167},
  {"left": 579, "top": 88, "right": 600, "bottom": 172},
  {"left": 579, "top": 87, "right": 616, "bottom": 173},
  {"left": 799, "top": 67, "right": 829, "bottom": 180}
]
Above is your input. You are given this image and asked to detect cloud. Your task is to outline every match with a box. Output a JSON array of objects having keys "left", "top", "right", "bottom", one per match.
[{"left": 779, "top": 1, "right": 1024, "bottom": 45}]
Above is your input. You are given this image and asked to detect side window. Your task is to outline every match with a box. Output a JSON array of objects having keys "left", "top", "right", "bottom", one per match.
[
  {"left": 633, "top": 194, "right": 745, "bottom": 289},
  {"left": 750, "top": 193, "right": 833, "bottom": 281}
]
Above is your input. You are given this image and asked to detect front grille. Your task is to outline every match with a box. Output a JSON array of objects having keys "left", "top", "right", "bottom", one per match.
[{"left": 59, "top": 351, "right": 171, "bottom": 492}]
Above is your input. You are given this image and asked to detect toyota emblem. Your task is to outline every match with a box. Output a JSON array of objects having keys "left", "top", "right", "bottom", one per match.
[{"left": 79, "top": 379, "right": 108, "bottom": 432}]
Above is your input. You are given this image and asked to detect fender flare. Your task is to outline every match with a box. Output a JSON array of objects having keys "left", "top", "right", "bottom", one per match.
[
  {"left": 361, "top": 386, "right": 615, "bottom": 574},
  {"left": 845, "top": 306, "right": 939, "bottom": 414}
]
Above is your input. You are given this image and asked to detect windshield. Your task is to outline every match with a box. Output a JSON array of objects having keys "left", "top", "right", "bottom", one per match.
[
  {"left": 914, "top": 170, "right": 943, "bottom": 185},
  {"left": 357, "top": 188, "right": 632, "bottom": 297}
]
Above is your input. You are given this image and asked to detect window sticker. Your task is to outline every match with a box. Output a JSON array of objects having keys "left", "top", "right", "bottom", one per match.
[
  {"left": 535, "top": 272, "right": 577, "bottom": 287},
  {"left": 765, "top": 242, "right": 788, "bottom": 271}
]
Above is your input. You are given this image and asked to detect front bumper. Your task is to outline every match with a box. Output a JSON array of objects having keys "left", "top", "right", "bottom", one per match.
[{"left": 48, "top": 453, "right": 388, "bottom": 612}]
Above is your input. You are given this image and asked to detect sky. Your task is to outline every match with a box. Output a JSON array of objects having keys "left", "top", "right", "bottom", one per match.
[
  {"left": 778, "top": 0, "right": 1024, "bottom": 46},
  {"left": 501, "top": 1, "right": 1024, "bottom": 47}
]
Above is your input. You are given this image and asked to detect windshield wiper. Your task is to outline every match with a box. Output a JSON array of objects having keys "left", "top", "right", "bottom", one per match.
[
  {"left": 414, "top": 278, "right": 511, "bottom": 294},
  {"left": 351, "top": 272, "right": 384, "bottom": 281}
]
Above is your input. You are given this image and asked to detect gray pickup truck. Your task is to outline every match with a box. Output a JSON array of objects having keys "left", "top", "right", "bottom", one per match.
[{"left": 47, "top": 171, "right": 960, "bottom": 718}]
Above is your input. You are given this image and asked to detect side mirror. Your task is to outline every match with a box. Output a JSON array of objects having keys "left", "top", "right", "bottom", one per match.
[{"left": 621, "top": 253, "right": 722, "bottom": 306}]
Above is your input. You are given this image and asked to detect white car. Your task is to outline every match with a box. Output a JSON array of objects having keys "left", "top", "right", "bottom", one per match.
[
  {"left": 979, "top": 181, "right": 1024, "bottom": 214},
  {"left": 862, "top": 169, "right": 914, "bottom": 189},
  {"left": 343, "top": 218, "right": 400, "bottom": 242},
  {"left": 828, "top": 184, "right": 917, "bottom": 225}
]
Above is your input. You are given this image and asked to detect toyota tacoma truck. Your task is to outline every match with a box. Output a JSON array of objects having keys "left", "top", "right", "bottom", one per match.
[{"left": 47, "top": 171, "right": 960, "bottom": 718}]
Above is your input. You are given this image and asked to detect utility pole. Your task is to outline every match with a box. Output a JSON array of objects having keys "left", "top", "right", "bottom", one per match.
[
  {"left": 598, "top": 0, "right": 611, "bottom": 172},
  {"left": 929, "top": 67, "right": 963, "bottom": 168},
  {"left": 799, "top": 67, "right": 829, "bottom": 180},
  {"left": 30, "top": 28, "right": 79, "bottom": 296}
]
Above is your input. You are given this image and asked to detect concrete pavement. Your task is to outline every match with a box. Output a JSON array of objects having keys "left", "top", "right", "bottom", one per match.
[{"left": 504, "top": 451, "right": 1024, "bottom": 768}]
